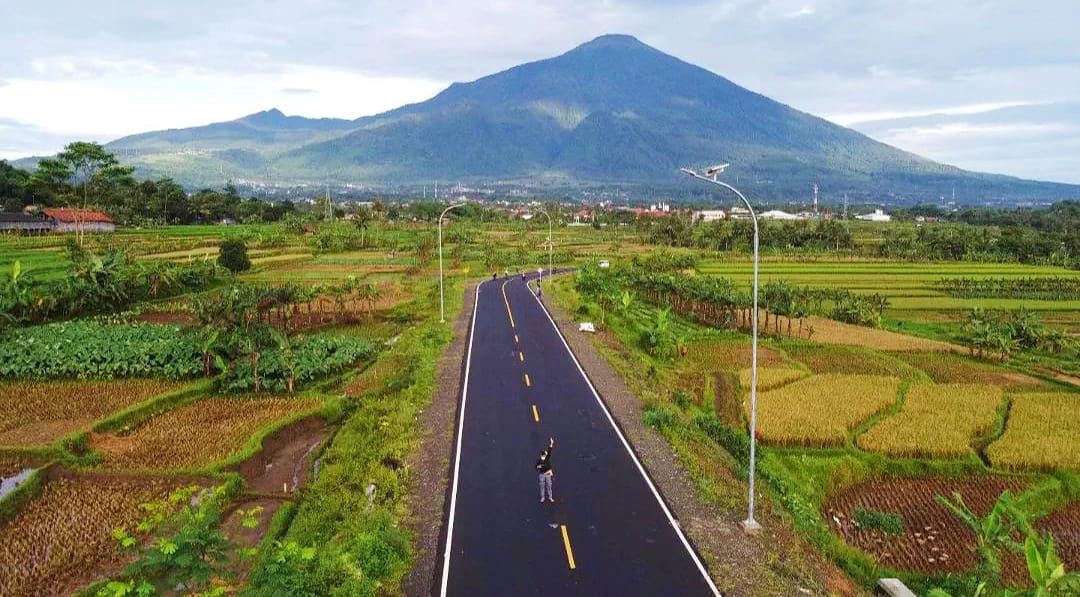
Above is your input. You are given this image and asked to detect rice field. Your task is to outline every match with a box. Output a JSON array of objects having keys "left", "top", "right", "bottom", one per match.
[
  {"left": 892, "top": 352, "right": 1044, "bottom": 388},
  {"left": 0, "top": 474, "right": 190, "bottom": 597},
  {"left": 697, "top": 260, "right": 1080, "bottom": 324},
  {"left": 785, "top": 344, "right": 927, "bottom": 381},
  {"left": 750, "top": 374, "right": 900, "bottom": 446},
  {"left": 0, "top": 380, "right": 184, "bottom": 447},
  {"left": 93, "top": 396, "right": 322, "bottom": 470},
  {"left": 857, "top": 384, "right": 1004, "bottom": 458},
  {"left": 679, "top": 339, "right": 784, "bottom": 371},
  {"left": 737, "top": 366, "right": 806, "bottom": 391},
  {"left": 987, "top": 392, "right": 1080, "bottom": 471}
]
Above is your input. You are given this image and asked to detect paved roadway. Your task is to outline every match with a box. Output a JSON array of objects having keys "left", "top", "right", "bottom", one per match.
[{"left": 439, "top": 273, "right": 719, "bottom": 596}]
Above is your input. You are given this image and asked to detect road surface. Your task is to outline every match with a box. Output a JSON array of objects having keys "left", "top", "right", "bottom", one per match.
[{"left": 440, "top": 273, "right": 718, "bottom": 596}]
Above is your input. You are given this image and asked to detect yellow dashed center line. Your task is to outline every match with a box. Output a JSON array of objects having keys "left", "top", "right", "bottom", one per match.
[
  {"left": 524, "top": 374, "right": 532, "bottom": 387},
  {"left": 500, "top": 280, "right": 515, "bottom": 328},
  {"left": 532, "top": 404, "right": 540, "bottom": 422},
  {"left": 560, "top": 525, "right": 577, "bottom": 570},
  {"left": 519, "top": 351, "right": 524, "bottom": 362},
  {"left": 513, "top": 334, "right": 519, "bottom": 343}
]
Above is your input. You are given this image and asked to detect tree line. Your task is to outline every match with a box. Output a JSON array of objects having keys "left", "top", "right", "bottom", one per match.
[{"left": 0, "top": 143, "right": 296, "bottom": 225}]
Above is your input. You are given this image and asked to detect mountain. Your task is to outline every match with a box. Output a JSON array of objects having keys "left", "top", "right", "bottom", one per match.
[{"left": 92, "top": 34, "right": 1080, "bottom": 202}]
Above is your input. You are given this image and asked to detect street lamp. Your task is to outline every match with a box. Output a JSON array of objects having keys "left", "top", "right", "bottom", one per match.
[
  {"left": 681, "top": 164, "right": 762, "bottom": 534},
  {"left": 534, "top": 207, "right": 554, "bottom": 289},
  {"left": 438, "top": 203, "right": 466, "bottom": 323}
]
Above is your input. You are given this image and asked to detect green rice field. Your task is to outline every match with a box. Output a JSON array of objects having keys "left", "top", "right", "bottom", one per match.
[{"left": 697, "top": 260, "right": 1080, "bottom": 326}]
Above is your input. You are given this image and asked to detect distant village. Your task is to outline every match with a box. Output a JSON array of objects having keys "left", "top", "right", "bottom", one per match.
[{"left": 0, "top": 195, "right": 899, "bottom": 235}]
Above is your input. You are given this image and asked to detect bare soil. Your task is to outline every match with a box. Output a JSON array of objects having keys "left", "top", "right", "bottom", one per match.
[
  {"left": 1036, "top": 501, "right": 1080, "bottom": 571},
  {"left": 228, "top": 416, "right": 329, "bottom": 495},
  {"left": 135, "top": 310, "right": 198, "bottom": 325},
  {"left": 823, "top": 476, "right": 1029, "bottom": 575}
]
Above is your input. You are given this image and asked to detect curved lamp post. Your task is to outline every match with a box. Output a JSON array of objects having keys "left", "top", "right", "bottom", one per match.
[
  {"left": 681, "top": 165, "right": 762, "bottom": 534},
  {"left": 438, "top": 203, "right": 466, "bottom": 323},
  {"left": 534, "top": 207, "right": 553, "bottom": 287}
]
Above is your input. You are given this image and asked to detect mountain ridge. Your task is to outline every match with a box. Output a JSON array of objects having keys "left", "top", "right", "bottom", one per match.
[{"left": 28, "top": 34, "right": 1080, "bottom": 202}]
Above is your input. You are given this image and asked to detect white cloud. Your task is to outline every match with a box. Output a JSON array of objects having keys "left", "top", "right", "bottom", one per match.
[
  {"left": 0, "top": 66, "right": 445, "bottom": 144},
  {"left": 826, "top": 101, "right": 1041, "bottom": 127}
]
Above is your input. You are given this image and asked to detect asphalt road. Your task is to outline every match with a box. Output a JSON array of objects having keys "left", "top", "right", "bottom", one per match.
[{"left": 440, "top": 273, "right": 718, "bottom": 597}]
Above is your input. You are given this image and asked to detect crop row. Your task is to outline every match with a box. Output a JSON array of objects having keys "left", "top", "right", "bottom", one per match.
[
  {"left": 935, "top": 276, "right": 1080, "bottom": 300},
  {"left": 858, "top": 384, "right": 1004, "bottom": 458},
  {"left": 987, "top": 392, "right": 1080, "bottom": 471},
  {"left": 94, "top": 396, "right": 322, "bottom": 470},
  {"left": 0, "top": 379, "right": 183, "bottom": 448},
  {"left": 750, "top": 374, "right": 900, "bottom": 446},
  {"left": 0, "top": 475, "right": 182, "bottom": 597},
  {"left": 0, "top": 321, "right": 202, "bottom": 379}
]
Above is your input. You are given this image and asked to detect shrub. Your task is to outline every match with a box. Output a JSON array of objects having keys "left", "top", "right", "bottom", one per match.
[
  {"left": 853, "top": 507, "right": 904, "bottom": 536},
  {"left": 218, "top": 239, "right": 251, "bottom": 273},
  {"left": 642, "top": 405, "right": 680, "bottom": 431}
]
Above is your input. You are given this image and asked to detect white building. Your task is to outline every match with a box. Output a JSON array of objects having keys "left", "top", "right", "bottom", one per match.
[
  {"left": 760, "top": 210, "right": 799, "bottom": 220},
  {"left": 855, "top": 209, "right": 892, "bottom": 222},
  {"left": 692, "top": 209, "right": 727, "bottom": 223}
]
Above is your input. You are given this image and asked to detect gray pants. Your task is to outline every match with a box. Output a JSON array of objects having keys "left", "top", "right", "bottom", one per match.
[{"left": 539, "top": 472, "right": 553, "bottom": 501}]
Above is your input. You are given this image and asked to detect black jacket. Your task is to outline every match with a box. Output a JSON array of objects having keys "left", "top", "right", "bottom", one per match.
[{"left": 536, "top": 447, "right": 553, "bottom": 474}]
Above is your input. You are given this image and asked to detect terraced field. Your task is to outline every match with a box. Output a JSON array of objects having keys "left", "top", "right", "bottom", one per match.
[
  {"left": 0, "top": 380, "right": 185, "bottom": 447},
  {"left": 93, "top": 396, "right": 322, "bottom": 470},
  {"left": 697, "top": 260, "right": 1080, "bottom": 327}
]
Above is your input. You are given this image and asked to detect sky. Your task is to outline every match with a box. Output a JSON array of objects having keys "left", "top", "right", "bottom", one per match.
[{"left": 1, "top": 0, "right": 1079, "bottom": 183}]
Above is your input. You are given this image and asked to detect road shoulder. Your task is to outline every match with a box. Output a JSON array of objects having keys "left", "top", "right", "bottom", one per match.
[{"left": 403, "top": 281, "right": 476, "bottom": 597}]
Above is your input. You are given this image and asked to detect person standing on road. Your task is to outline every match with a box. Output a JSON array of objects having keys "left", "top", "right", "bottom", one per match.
[{"left": 536, "top": 436, "right": 555, "bottom": 503}]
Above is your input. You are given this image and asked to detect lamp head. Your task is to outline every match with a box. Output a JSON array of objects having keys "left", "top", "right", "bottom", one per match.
[{"left": 705, "top": 163, "right": 730, "bottom": 180}]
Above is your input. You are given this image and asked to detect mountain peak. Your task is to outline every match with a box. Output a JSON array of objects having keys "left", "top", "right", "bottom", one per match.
[
  {"left": 241, "top": 108, "right": 287, "bottom": 124},
  {"left": 572, "top": 34, "right": 651, "bottom": 52}
]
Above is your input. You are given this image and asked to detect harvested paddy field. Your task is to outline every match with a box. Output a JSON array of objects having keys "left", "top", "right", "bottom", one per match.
[
  {"left": 893, "top": 352, "right": 1044, "bottom": 387},
  {"left": 0, "top": 472, "right": 198, "bottom": 597},
  {"left": 798, "top": 316, "right": 961, "bottom": 352},
  {"left": 93, "top": 396, "right": 322, "bottom": 470},
  {"left": 0, "top": 380, "right": 184, "bottom": 447}
]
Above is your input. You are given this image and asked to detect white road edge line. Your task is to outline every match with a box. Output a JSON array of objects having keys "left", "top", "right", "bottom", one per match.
[
  {"left": 528, "top": 280, "right": 723, "bottom": 597},
  {"left": 439, "top": 280, "right": 483, "bottom": 597}
]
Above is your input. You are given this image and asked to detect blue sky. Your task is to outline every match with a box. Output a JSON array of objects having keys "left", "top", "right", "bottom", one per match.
[{"left": 1, "top": 0, "right": 1078, "bottom": 183}]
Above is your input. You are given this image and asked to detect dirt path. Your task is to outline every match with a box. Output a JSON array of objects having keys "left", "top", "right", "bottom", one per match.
[{"left": 229, "top": 416, "right": 329, "bottom": 495}]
